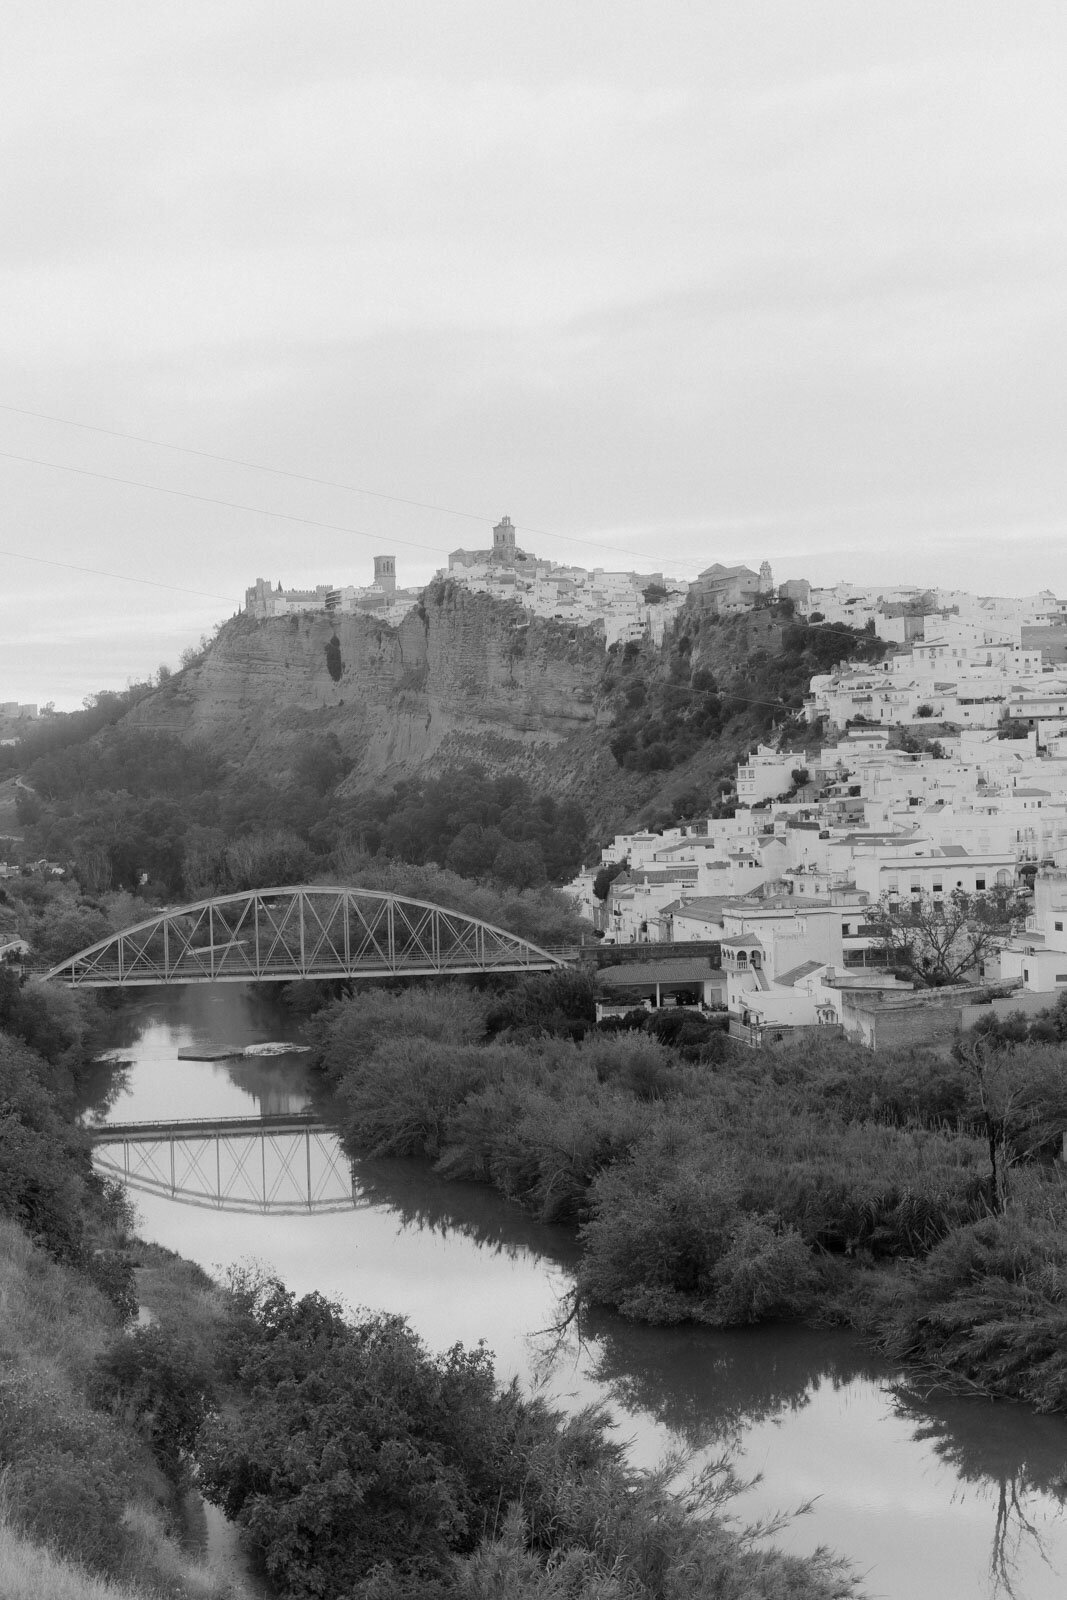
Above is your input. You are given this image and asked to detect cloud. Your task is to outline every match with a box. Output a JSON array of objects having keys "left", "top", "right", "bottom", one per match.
[{"left": 2, "top": 4, "right": 1067, "bottom": 704}]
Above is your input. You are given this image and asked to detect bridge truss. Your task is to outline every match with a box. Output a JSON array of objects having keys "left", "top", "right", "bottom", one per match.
[
  {"left": 91, "top": 1116, "right": 359, "bottom": 1215},
  {"left": 45, "top": 885, "right": 567, "bottom": 988}
]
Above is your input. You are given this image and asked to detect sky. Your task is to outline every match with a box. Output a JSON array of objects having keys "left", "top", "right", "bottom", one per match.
[{"left": 2, "top": 3, "right": 1066, "bottom": 708}]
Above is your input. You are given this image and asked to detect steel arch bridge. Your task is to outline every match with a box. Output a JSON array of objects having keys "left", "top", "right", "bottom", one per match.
[{"left": 45, "top": 885, "right": 569, "bottom": 989}]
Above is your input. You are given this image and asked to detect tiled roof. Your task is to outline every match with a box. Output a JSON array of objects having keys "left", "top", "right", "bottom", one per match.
[
  {"left": 630, "top": 867, "right": 699, "bottom": 883},
  {"left": 672, "top": 897, "right": 731, "bottom": 919}
]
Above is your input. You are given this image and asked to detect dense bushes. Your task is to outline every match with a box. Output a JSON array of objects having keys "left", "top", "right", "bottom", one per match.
[
  {"left": 89, "top": 1324, "right": 217, "bottom": 1481},
  {"left": 873, "top": 1191, "right": 1067, "bottom": 1412},
  {"left": 0, "top": 1031, "right": 132, "bottom": 1313},
  {"left": 314, "top": 982, "right": 1067, "bottom": 1408},
  {"left": 0, "top": 962, "right": 102, "bottom": 1077},
  {"left": 197, "top": 1272, "right": 858, "bottom": 1599},
  {"left": 484, "top": 967, "right": 598, "bottom": 1039},
  {"left": 200, "top": 1279, "right": 518, "bottom": 1595}
]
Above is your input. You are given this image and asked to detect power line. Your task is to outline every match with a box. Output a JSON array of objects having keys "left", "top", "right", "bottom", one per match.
[
  {"left": 1, "top": 447, "right": 889, "bottom": 647},
  {"left": 0, "top": 448, "right": 463, "bottom": 561},
  {"left": 0, "top": 543, "right": 232, "bottom": 602},
  {"left": 0, "top": 401, "right": 677, "bottom": 567},
  {"left": 0, "top": 440, "right": 892, "bottom": 661}
]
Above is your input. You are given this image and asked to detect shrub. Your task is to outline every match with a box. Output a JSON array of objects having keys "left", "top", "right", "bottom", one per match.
[
  {"left": 199, "top": 1283, "right": 515, "bottom": 1595},
  {"left": 709, "top": 1214, "right": 820, "bottom": 1324},
  {"left": 89, "top": 1325, "right": 217, "bottom": 1480},
  {"left": 484, "top": 969, "right": 597, "bottom": 1040},
  {"left": 876, "top": 1206, "right": 1067, "bottom": 1410}
]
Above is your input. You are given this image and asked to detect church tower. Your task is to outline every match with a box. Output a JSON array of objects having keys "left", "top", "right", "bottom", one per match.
[
  {"left": 374, "top": 554, "right": 396, "bottom": 596},
  {"left": 491, "top": 514, "right": 517, "bottom": 565}
]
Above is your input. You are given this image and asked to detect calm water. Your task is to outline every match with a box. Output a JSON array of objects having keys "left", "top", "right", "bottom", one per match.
[{"left": 82, "top": 987, "right": 1067, "bottom": 1600}]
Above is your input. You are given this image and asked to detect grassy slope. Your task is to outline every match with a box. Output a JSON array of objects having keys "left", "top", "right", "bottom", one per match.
[
  {"left": 0, "top": 1525, "right": 153, "bottom": 1600},
  {"left": 0, "top": 1218, "right": 251, "bottom": 1600}
]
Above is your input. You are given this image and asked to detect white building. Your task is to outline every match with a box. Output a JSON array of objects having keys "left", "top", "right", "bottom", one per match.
[{"left": 999, "top": 869, "right": 1067, "bottom": 993}]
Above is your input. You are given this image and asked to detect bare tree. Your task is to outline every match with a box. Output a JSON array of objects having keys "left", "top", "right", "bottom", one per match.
[{"left": 867, "top": 888, "right": 1021, "bottom": 987}]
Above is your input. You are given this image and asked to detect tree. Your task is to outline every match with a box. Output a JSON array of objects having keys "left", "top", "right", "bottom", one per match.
[
  {"left": 198, "top": 1282, "right": 517, "bottom": 1596},
  {"left": 492, "top": 837, "right": 546, "bottom": 891},
  {"left": 867, "top": 889, "right": 1020, "bottom": 987},
  {"left": 445, "top": 822, "right": 505, "bottom": 879},
  {"left": 592, "top": 859, "right": 627, "bottom": 901},
  {"left": 89, "top": 1325, "right": 216, "bottom": 1480}
]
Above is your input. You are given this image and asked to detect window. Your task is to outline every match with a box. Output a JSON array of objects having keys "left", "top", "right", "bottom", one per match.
[
  {"left": 933, "top": 882, "right": 942, "bottom": 894},
  {"left": 1024, "top": 968, "right": 1030, "bottom": 982},
  {"left": 736, "top": 951, "right": 748, "bottom": 967},
  {"left": 1055, "top": 921, "right": 1063, "bottom": 933},
  {"left": 1057, "top": 975, "right": 1067, "bottom": 984},
  {"left": 976, "top": 878, "right": 986, "bottom": 891}
]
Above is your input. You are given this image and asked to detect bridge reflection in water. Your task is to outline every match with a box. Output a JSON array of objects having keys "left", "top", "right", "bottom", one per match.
[{"left": 90, "top": 1115, "right": 361, "bottom": 1215}]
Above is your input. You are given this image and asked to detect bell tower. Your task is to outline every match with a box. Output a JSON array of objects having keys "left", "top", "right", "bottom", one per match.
[
  {"left": 491, "top": 514, "right": 517, "bottom": 564},
  {"left": 374, "top": 554, "right": 396, "bottom": 596}
]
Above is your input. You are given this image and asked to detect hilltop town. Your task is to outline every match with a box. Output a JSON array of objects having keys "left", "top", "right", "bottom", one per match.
[
  {"left": 210, "top": 520, "right": 1067, "bottom": 1060},
  {"left": 577, "top": 569, "right": 1067, "bottom": 1052},
  {"left": 243, "top": 513, "right": 776, "bottom": 647},
  {"left": 12, "top": 516, "right": 1067, "bottom": 1065}
]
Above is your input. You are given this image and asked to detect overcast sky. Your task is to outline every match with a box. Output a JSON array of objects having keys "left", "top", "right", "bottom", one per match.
[{"left": 2, "top": 3, "right": 1066, "bottom": 707}]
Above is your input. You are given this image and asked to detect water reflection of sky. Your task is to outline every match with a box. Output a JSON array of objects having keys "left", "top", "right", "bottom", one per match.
[{"left": 93, "top": 989, "right": 1067, "bottom": 1600}]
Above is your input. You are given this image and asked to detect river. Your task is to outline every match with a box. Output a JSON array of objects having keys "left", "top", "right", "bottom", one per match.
[{"left": 80, "top": 986, "right": 1067, "bottom": 1600}]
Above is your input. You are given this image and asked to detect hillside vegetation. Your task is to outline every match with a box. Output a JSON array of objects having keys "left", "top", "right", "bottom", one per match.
[
  {"left": 5, "top": 596, "right": 887, "bottom": 911},
  {"left": 600, "top": 603, "right": 886, "bottom": 821}
]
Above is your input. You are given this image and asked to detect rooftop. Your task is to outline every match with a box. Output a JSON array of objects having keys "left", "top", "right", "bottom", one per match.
[
  {"left": 599, "top": 958, "right": 720, "bottom": 988},
  {"left": 671, "top": 897, "right": 732, "bottom": 920},
  {"left": 776, "top": 959, "right": 826, "bottom": 987}
]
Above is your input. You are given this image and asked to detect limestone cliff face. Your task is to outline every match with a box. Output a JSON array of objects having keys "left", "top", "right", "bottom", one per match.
[{"left": 129, "top": 582, "right": 616, "bottom": 797}]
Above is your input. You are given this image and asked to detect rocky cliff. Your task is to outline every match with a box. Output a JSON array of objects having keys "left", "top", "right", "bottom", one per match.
[
  {"left": 129, "top": 581, "right": 625, "bottom": 806},
  {"left": 123, "top": 585, "right": 850, "bottom": 835}
]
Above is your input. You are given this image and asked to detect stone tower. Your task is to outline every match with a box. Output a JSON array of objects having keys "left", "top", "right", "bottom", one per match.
[
  {"left": 374, "top": 554, "right": 396, "bottom": 596},
  {"left": 491, "top": 514, "right": 517, "bottom": 565},
  {"left": 759, "top": 560, "right": 774, "bottom": 594}
]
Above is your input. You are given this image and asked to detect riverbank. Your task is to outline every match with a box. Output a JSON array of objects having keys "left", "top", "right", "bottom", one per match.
[
  {"left": 0, "top": 1005, "right": 865, "bottom": 1600},
  {"left": 53, "top": 983, "right": 1067, "bottom": 1598},
  {"left": 312, "top": 974, "right": 1067, "bottom": 1412}
]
